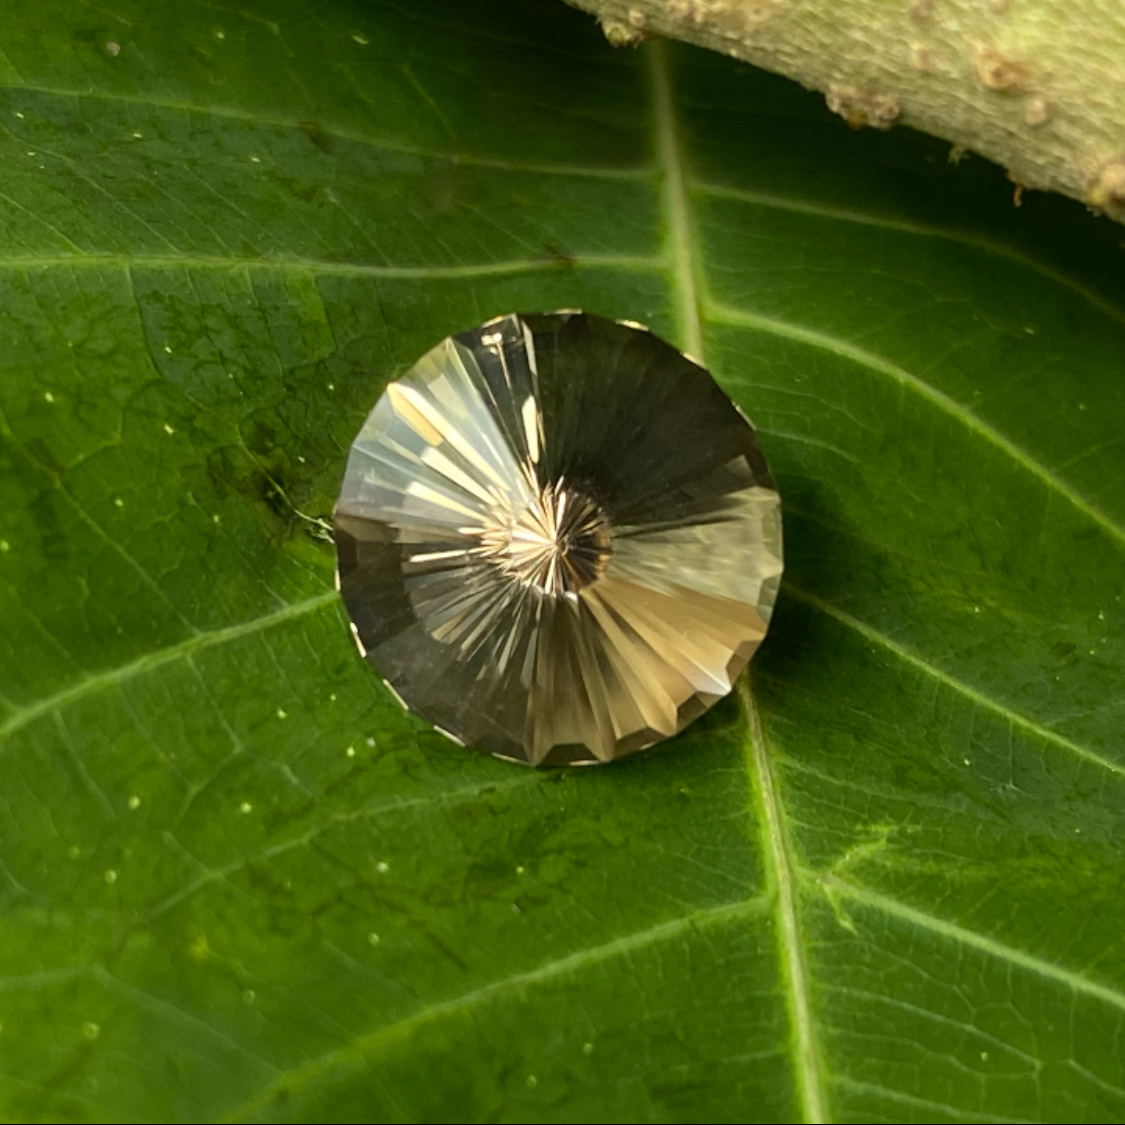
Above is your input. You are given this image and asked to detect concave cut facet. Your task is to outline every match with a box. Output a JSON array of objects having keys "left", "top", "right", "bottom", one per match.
[{"left": 334, "top": 312, "right": 783, "bottom": 766}]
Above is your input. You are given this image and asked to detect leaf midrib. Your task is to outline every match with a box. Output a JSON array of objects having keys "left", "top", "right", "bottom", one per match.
[{"left": 651, "top": 39, "right": 827, "bottom": 1125}]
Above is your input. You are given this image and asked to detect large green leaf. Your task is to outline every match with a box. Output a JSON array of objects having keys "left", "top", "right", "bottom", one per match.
[{"left": 1, "top": 1, "right": 1124, "bottom": 1120}]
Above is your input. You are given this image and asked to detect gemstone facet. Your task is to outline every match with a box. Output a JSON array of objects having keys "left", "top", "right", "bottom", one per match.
[{"left": 334, "top": 312, "right": 783, "bottom": 766}]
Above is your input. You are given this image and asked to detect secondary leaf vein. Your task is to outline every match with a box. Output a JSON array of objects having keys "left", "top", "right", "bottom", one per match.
[
  {"left": 0, "top": 82, "right": 653, "bottom": 180},
  {"left": 0, "top": 591, "right": 338, "bottom": 744},
  {"left": 785, "top": 583, "right": 1125, "bottom": 780},
  {"left": 709, "top": 300, "right": 1125, "bottom": 551},
  {"left": 0, "top": 252, "right": 663, "bottom": 278},
  {"left": 826, "top": 876, "right": 1125, "bottom": 1015},
  {"left": 695, "top": 181, "right": 1125, "bottom": 330},
  {"left": 219, "top": 896, "right": 770, "bottom": 1122}
]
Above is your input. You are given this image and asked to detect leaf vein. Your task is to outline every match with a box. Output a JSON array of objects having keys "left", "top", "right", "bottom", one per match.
[
  {"left": 825, "top": 877, "right": 1125, "bottom": 1015},
  {"left": 710, "top": 300, "right": 1125, "bottom": 551},
  {"left": 831, "top": 1076, "right": 1033, "bottom": 1124},
  {"left": 0, "top": 592, "right": 339, "bottom": 744},
  {"left": 785, "top": 583, "right": 1124, "bottom": 780},
  {"left": 739, "top": 677, "right": 828, "bottom": 1123},
  {"left": 651, "top": 41, "right": 702, "bottom": 360},
  {"left": 694, "top": 181, "right": 1125, "bottom": 330},
  {"left": 0, "top": 251, "right": 662, "bottom": 278},
  {"left": 654, "top": 44, "right": 827, "bottom": 1120},
  {"left": 219, "top": 896, "right": 770, "bottom": 1122},
  {"left": 0, "top": 82, "right": 652, "bottom": 180}
]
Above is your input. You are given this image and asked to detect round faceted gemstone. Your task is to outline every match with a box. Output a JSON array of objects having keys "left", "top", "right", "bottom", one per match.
[{"left": 333, "top": 312, "right": 783, "bottom": 766}]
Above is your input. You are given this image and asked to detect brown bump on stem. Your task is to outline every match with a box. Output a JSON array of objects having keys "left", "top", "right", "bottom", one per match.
[
  {"left": 974, "top": 47, "right": 1030, "bottom": 92},
  {"left": 600, "top": 16, "right": 647, "bottom": 46},
  {"left": 909, "top": 0, "right": 935, "bottom": 23},
  {"left": 1087, "top": 155, "right": 1125, "bottom": 216},
  {"left": 666, "top": 0, "right": 774, "bottom": 34},
  {"left": 826, "top": 84, "right": 901, "bottom": 130},
  {"left": 911, "top": 43, "right": 933, "bottom": 72},
  {"left": 1024, "top": 94, "right": 1050, "bottom": 126}
]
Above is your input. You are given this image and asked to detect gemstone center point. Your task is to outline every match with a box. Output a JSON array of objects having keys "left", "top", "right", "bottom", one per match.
[{"left": 483, "top": 480, "right": 611, "bottom": 597}]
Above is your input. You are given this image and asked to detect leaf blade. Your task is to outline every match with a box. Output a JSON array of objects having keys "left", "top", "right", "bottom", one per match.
[{"left": 2, "top": 2, "right": 1125, "bottom": 1122}]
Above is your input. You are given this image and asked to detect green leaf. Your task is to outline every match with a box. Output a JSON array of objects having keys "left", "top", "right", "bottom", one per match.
[{"left": 1, "top": 1, "right": 1124, "bottom": 1121}]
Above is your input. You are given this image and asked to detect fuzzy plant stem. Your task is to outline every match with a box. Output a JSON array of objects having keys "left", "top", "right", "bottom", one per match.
[{"left": 563, "top": 0, "right": 1125, "bottom": 224}]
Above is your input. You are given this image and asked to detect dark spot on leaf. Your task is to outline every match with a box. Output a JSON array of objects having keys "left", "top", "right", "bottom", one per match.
[
  {"left": 265, "top": 171, "right": 321, "bottom": 204},
  {"left": 423, "top": 928, "right": 468, "bottom": 971},
  {"left": 542, "top": 245, "right": 576, "bottom": 269},
  {"left": 648, "top": 1077, "right": 713, "bottom": 1111},
  {"left": 449, "top": 799, "right": 499, "bottom": 826},
  {"left": 28, "top": 488, "right": 70, "bottom": 563},
  {"left": 259, "top": 474, "right": 294, "bottom": 521},
  {"left": 22, "top": 437, "right": 63, "bottom": 478},
  {"left": 463, "top": 855, "right": 517, "bottom": 901},
  {"left": 205, "top": 444, "right": 296, "bottom": 526},
  {"left": 299, "top": 121, "right": 332, "bottom": 153}
]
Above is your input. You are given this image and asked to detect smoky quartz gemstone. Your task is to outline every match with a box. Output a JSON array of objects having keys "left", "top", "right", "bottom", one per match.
[{"left": 334, "top": 312, "right": 782, "bottom": 766}]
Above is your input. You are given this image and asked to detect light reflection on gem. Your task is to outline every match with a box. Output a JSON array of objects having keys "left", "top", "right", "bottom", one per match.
[{"left": 334, "top": 312, "right": 783, "bottom": 766}]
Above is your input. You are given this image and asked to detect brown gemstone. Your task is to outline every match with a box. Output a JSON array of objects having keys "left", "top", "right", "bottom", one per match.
[{"left": 334, "top": 312, "right": 783, "bottom": 765}]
